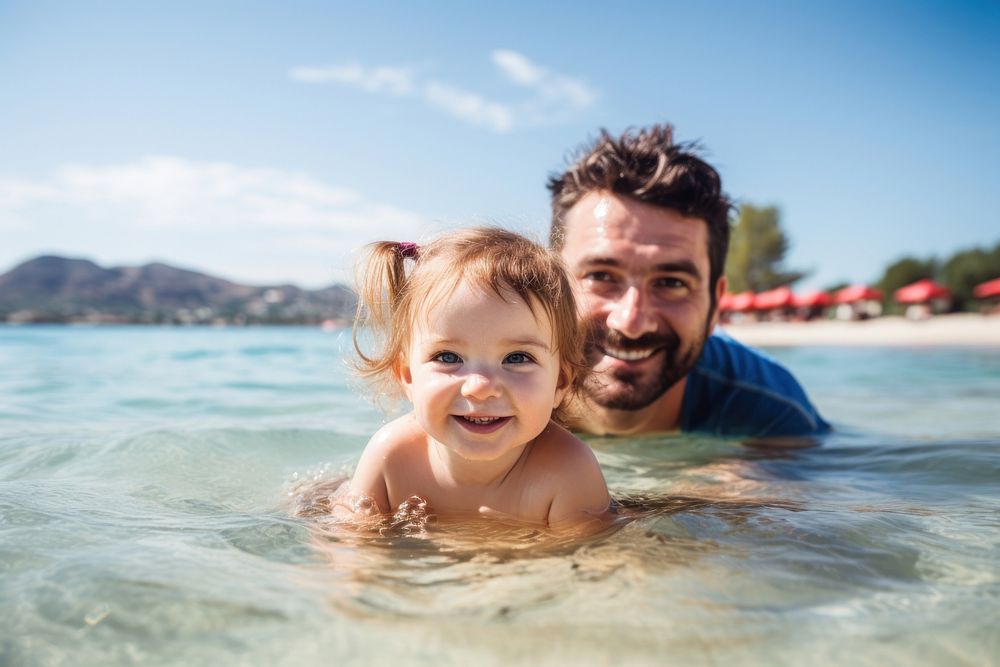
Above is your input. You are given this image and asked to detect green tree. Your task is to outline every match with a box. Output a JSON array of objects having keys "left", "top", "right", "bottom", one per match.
[
  {"left": 823, "top": 281, "right": 850, "bottom": 294},
  {"left": 725, "top": 204, "right": 806, "bottom": 292},
  {"left": 876, "top": 256, "right": 937, "bottom": 295},
  {"left": 942, "top": 242, "right": 1000, "bottom": 310}
]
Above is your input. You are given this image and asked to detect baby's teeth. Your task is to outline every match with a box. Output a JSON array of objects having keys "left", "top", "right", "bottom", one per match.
[{"left": 466, "top": 416, "right": 500, "bottom": 424}]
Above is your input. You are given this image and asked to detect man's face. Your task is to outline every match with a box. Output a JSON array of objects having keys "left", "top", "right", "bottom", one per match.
[{"left": 558, "top": 192, "right": 722, "bottom": 411}]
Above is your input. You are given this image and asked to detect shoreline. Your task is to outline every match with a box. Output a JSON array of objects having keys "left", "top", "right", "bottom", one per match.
[
  {"left": 3, "top": 315, "right": 998, "bottom": 347},
  {"left": 720, "top": 313, "right": 1000, "bottom": 348}
]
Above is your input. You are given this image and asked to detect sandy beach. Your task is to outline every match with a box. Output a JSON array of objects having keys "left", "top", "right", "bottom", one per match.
[{"left": 721, "top": 313, "right": 1000, "bottom": 347}]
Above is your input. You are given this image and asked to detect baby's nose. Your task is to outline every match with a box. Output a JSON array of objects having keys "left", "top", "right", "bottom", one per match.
[{"left": 461, "top": 371, "right": 501, "bottom": 399}]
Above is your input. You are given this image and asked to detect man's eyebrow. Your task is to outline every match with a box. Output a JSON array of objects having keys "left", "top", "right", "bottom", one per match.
[
  {"left": 654, "top": 260, "right": 702, "bottom": 278},
  {"left": 578, "top": 256, "right": 623, "bottom": 267},
  {"left": 579, "top": 256, "right": 703, "bottom": 278}
]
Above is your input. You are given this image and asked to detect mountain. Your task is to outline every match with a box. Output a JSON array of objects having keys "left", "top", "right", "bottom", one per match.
[{"left": 0, "top": 255, "right": 355, "bottom": 325}]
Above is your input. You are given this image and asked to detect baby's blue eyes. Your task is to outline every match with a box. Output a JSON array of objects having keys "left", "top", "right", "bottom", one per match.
[
  {"left": 430, "top": 351, "right": 534, "bottom": 365},
  {"left": 433, "top": 351, "right": 461, "bottom": 364}
]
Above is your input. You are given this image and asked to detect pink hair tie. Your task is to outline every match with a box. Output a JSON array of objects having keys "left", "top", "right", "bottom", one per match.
[{"left": 398, "top": 242, "right": 419, "bottom": 259}]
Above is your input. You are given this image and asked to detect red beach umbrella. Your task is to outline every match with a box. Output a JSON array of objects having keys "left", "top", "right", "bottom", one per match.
[
  {"left": 753, "top": 286, "right": 795, "bottom": 311},
  {"left": 791, "top": 290, "right": 833, "bottom": 308},
  {"left": 835, "top": 284, "right": 884, "bottom": 304},
  {"left": 894, "top": 279, "right": 951, "bottom": 304},
  {"left": 973, "top": 277, "right": 1000, "bottom": 299},
  {"left": 726, "top": 291, "right": 756, "bottom": 312}
]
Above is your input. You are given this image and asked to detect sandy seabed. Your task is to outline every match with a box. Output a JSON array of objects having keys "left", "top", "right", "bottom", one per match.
[{"left": 721, "top": 313, "right": 1000, "bottom": 348}]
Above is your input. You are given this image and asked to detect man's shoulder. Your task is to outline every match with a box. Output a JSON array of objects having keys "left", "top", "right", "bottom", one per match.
[
  {"left": 694, "top": 330, "right": 796, "bottom": 385},
  {"left": 682, "top": 331, "right": 829, "bottom": 437}
]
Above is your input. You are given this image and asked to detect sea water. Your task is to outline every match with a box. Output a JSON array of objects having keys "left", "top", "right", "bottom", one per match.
[{"left": 1, "top": 326, "right": 997, "bottom": 666}]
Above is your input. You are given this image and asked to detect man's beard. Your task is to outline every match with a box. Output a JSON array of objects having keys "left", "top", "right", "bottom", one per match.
[{"left": 582, "top": 326, "right": 708, "bottom": 411}]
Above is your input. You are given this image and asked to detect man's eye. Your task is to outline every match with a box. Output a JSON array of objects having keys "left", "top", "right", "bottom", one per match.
[
  {"left": 654, "top": 277, "right": 688, "bottom": 290},
  {"left": 584, "top": 271, "right": 614, "bottom": 282},
  {"left": 504, "top": 352, "right": 534, "bottom": 365},
  {"left": 433, "top": 351, "right": 461, "bottom": 364}
]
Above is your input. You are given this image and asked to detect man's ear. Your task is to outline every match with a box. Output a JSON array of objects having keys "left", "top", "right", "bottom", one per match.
[{"left": 710, "top": 276, "right": 727, "bottom": 331}]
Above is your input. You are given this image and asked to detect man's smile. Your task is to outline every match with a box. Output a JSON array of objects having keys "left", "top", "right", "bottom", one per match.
[
  {"left": 591, "top": 328, "right": 673, "bottom": 366},
  {"left": 599, "top": 344, "right": 661, "bottom": 362}
]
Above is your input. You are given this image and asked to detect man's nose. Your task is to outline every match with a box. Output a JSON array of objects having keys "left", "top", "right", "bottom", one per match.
[
  {"left": 606, "top": 285, "right": 657, "bottom": 338},
  {"left": 461, "top": 370, "right": 502, "bottom": 400}
]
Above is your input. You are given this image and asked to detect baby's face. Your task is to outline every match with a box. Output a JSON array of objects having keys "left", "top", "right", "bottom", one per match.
[{"left": 398, "top": 282, "right": 566, "bottom": 462}]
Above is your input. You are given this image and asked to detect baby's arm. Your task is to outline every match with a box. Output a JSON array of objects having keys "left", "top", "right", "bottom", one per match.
[
  {"left": 344, "top": 424, "right": 396, "bottom": 515},
  {"left": 539, "top": 425, "right": 612, "bottom": 531}
]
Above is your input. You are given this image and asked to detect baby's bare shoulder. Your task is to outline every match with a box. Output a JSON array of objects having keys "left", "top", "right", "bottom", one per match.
[
  {"left": 350, "top": 413, "right": 427, "bottom": 514},
  {"left": 358, "top": 413, "right": 430, "bottom": 484},
  {"left": 530, "top": 421, "right": 599, "bottom": 467},
  {"left": 529, "top": 421, "right": 611, "bottom": 528},
  {"left": 364, "top": 414, "right": 425, "bottom": 456}
]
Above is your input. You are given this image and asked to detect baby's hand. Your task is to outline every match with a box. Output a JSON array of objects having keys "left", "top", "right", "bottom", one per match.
[
  {"left": 342, "top": 493, "right": 381, "bottom": 517},
  {"left": 380, "top": 495, "right": 433, "bottom": 536},
  {"left": 392, "top": 495, "right": 430, "bottom": 522}
]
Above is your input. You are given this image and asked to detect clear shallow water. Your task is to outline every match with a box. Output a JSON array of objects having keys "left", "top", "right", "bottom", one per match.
[{"left": 1, "top": 326, "right": 998, "bottom": 666}]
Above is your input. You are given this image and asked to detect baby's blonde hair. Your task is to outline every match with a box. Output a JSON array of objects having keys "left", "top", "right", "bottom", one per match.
[{"left": 352, "top": 227, "right": 587, "bottom": 420}]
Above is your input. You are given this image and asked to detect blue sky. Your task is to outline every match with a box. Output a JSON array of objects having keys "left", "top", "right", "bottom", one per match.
[{"left": 2, "top": 0, "right": 997, "bottom": 289}]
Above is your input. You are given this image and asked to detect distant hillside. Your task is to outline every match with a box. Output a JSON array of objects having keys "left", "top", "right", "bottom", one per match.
[{"left": 0, "top": 255, "right": 355, "bottom": 325}]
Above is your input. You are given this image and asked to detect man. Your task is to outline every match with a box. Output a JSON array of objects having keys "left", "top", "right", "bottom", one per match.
[{"left": 548, "top": 124, "right": 829, "bottom": 439}]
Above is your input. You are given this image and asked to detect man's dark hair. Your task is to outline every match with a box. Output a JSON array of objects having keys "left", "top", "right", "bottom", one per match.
[{"left": 547, "top": 124, "right": 733, "bottom": 302}]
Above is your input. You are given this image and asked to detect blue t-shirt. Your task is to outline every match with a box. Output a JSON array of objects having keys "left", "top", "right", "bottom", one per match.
[{"left": 681, "top": 332, "right": 830, "bottom": 438}]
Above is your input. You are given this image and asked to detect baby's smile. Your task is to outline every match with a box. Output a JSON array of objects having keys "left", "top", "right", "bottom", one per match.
[{"left": 453, "top": 415, "right": 512, "bottom": 433}]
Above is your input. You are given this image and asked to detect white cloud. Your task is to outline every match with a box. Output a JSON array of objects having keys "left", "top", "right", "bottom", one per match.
[
  {"left": 490, "top": 49, "right": 598, "bottom": 125},
  {"left": 498, "top": 49, "right": 597, "bottom": 110},
  {"left": 491, "top": 49, "right": 546, "bottom": 87},
  {"left": 289, "top": 64, "right": 415, "bottom": 96},
  {"left": 289, "top": 50, "right": 597, "bottom": 132},
  {"left": 2, "top": 156, "right": 414, "bottom": 230},
  {"left": 423, "top": 81, "right": 514, "bottom": 133},
  {"left": 0, "top": 157, "right": 429, "bottom": 286}
]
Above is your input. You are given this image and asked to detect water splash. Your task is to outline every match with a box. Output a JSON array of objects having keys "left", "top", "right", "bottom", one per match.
[{"left": 288, "top": 472, "right": 436, "bottom": 538}]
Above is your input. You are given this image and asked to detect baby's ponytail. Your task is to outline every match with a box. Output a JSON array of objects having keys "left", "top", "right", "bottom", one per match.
[{"left": 352, "top": 241, "right": 419, "bottom": 375}]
